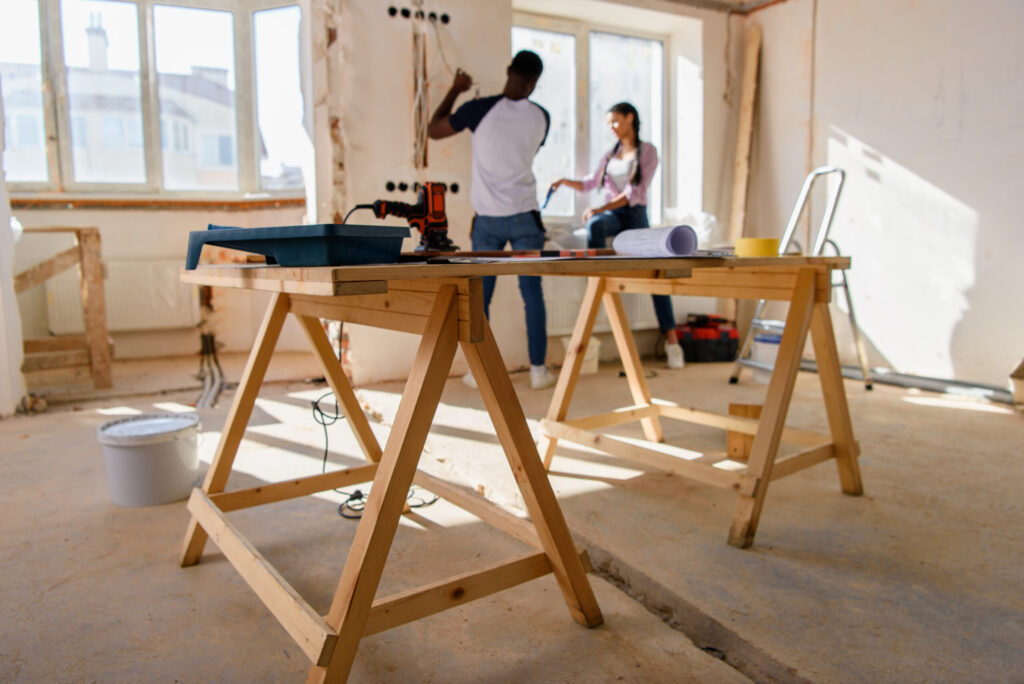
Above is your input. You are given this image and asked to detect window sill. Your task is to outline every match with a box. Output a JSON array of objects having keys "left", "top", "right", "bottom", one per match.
[{"left": 10, "top": 194, "right": 306, "bottom": 211}]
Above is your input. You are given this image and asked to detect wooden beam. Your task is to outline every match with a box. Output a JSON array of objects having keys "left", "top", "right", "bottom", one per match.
[
  {"left": 313, "top": 285, "right": 461, "bottom": 682},
  {"left": 561, "top": 404, "right": 661, "bottom": 431},
  {"left": 604, "top": 290, "right": 662, "bottom": 443},
  {"left": 187, "top": 490, "right": 338, "bottom": 666},
  {"left": 294, "top": 314, "right": 384, "bottom": 463},
  {"left": 412, "top": 470, "right": 540, "bottom": 549},
  {"left": 541, "top": 419, "right": 741, "bottom": 490},
  {"left": 655, "top": 402, "right": 829, "bottom": 447},
  {"left": 462, "top": 323, "right": 604, "bottom": 630},
  {"left": 181, "top": 292, "right": 290, "bottom": 567},
  {"left": 209, "top": 464, "right": 378, "bottom": 512},
  {"left": 179, "top": 269, "right": 387, "bottom": 298},
  {"left": 363, "top": 551, "right": 555, "bottom": 637},
  {"left": 20, "top": 349, "right": 90, "bottom": 372},
  {"left": 14, "top": 246, "right": 80, "bottom": 294},
  {"left": 23, "top": 336, "right": 89, "bottom": 354},
  {"left": 770, "top": 443, "right": 835, "bottom": 481},
  {"left": 77, "top": 229, "right": 112, "bottom": 388},
  {"left": 727, "top": 22, "right": 762, "bottom": 245},
  {"left": 540, "top": 277, "right": 607, "bottom": 469}
]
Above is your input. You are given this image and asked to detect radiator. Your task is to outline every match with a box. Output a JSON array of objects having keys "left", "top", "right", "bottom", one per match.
[{"left": 46, "top": 259, "right": 200, "bottom": 334}]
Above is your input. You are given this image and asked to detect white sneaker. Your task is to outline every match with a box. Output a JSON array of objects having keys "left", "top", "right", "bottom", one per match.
[
  {"left": 666, "top": 344, "right": 685, "bottom": 370},
  {"left": 530, "top": 365, "right": 556, "bottom": 390},
  {"left": 462, "top": 370, "right": 477, "bottom": 389}
]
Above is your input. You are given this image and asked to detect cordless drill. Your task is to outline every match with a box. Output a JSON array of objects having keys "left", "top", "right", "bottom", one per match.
[{"left": 371, "top": 182, "right": 458, "bottom": 252}]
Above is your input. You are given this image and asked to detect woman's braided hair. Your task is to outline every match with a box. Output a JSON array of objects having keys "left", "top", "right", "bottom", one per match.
[{"left": 599, "top": 102, "right": 643, "bottom": 188}]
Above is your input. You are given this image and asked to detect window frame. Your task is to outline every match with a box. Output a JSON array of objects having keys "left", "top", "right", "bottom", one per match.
[
  {"left": 6, "top": 0, "right": 303, "bottom": 199},
  {"left": 512, "top": 11, "right": 670, "bottom": 228}
]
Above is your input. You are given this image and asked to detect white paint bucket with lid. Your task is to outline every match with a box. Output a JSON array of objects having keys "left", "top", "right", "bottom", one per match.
[
  {"left": 752, "top": 333, "right": 782, "bottom": 384},
  {"left": 97, "top": 413, "right": 201, "bottom": 507}
]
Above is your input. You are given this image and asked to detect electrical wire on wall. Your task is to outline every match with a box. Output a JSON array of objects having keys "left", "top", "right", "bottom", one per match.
[{"left": 410, "top": 3, "right": 458, "bottom": 169}]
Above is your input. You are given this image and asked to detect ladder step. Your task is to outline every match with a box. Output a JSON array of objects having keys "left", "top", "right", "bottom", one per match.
[{"left": 751, "top": 318, "right": 786, "bottom": 334}]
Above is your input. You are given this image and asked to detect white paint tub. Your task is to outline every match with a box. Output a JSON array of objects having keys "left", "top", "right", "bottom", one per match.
[
  {"left": 752, "top": 334, "right": 782, "bottom": 384},
  {"left": 97, "top": 413, "right": 201, "bottom": 507}
]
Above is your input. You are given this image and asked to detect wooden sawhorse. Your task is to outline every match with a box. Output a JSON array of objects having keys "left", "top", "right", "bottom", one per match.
[
  {"left": 179, "top": 265, "right": 602, "bottom": 682},
  {"left": 538, "top": 258, "right": 864, "bottom": 548}
]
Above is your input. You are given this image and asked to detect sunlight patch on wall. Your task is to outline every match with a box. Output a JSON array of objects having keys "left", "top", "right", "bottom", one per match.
[{"left": 827, "top": 127, "right": 978, "bottom": 379}]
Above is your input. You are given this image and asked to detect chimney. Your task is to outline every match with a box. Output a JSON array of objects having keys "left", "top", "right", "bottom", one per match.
[{"left": 86, "top": 13, "right": 108, "bottom": 70}]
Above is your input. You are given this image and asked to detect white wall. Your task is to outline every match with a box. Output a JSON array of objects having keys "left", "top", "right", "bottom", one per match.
[
  {"left": 0, "top": 104, "right": 27, "bottom": 415},
  {"left": 749, "top": 0, "right": 1024, "bottom": 386},
  {"left": 329, "top": 0, "right": 738, "bottom": 385}
]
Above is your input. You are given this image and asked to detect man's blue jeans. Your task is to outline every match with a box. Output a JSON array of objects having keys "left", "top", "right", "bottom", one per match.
[
  {"left": 471, "top": 211, "right": 547, "bottom": 366},
  {"left": 586, "top": 204, "right": 676, "bottom": 334}
]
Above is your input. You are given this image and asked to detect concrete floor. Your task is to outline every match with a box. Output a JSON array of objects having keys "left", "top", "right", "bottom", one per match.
[{"left": 2, "top": 352, "right": 1022, "bottom": 682}]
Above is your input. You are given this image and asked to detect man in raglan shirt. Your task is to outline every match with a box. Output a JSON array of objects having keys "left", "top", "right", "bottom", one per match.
[{"left": 428, "top": 50, "right": 555, "bottom": 390}]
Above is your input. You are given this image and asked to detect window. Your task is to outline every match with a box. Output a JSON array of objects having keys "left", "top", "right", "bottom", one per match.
[
  {"left": 511, "top": 26, "right": 577, "bottom": 217},
  {"left": 254, "top": 5, "right": 305, "bottom": 191},
  {"left": 61, "top": 0, "right": 145, "bottom": 184},
  {"left": 512, "top": 18, "right": 666, "bottom": 226},
  {"left": 71, "top": 116, "right": 87, "bottom": 147},
  {"left": 1, "top": 0, "right": 305, "bottom": 196},
  {"left": 155, "top": 4, "right": 237, "bottom": 191},
  {"left": 0, "top": 0, "right": 48, "bottom": 182},
  {"left": 588, "top": 31, "right": 664, "bottom": 224}
]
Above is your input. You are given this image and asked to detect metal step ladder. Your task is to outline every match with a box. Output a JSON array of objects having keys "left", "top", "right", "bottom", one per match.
[{"left": 729, "top": 166, "right": 873, "bottom": 390}]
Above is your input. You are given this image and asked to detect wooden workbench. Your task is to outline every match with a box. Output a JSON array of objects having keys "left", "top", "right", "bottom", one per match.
[
  {"left": 537, "top": 256, "right": 864, "bottom": 549},
  {"left": 179, "top": 257, "right": 714, "bottom": 682}
]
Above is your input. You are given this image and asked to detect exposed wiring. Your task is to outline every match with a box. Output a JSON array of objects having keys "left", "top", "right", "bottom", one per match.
[
  {"left": 430, "top": 20, "right": 455, "bottom": 77},
  {"left": 311, "top": 389, "right": 438, "bottom": 519}
]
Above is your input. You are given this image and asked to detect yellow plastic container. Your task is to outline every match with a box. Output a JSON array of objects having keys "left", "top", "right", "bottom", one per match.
[{"left": 734, "top": 237, "right": 780, "bottom": 257}]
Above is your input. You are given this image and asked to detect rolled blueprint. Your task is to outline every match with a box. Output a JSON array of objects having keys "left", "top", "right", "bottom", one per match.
[{"left": 611, "top": 225, "right": 698, "bottom": 257}]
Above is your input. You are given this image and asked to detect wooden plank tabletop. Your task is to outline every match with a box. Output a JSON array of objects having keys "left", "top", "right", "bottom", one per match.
[{"left": 181, "top": 256, "right": 851, "bottom": 293}]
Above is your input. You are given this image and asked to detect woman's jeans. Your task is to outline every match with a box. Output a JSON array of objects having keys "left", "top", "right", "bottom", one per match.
[
  {"left": 586, "top": 204, "right": 676, "bottom": 334},
  {"left": 471, "top": 211, "right": 547, "bottom": 366}
]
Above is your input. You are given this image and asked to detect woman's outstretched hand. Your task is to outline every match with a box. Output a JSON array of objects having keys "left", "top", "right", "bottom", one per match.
[{"left": 549, "top": 178, "right": 567, "bottom": 192}]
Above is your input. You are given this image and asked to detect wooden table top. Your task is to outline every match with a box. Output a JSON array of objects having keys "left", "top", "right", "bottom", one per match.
[{"left": 181, "top": 256, "right": 851, "bottom": 297}]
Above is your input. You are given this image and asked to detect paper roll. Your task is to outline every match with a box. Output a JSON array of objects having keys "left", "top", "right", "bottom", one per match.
[{"left": 612, "top": 225, "right": 698, "bottom": 257}]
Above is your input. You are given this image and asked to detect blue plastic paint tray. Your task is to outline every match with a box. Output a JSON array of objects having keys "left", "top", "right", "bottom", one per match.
[{"left": 185, "top": 223, "right": 410, "bottom": 270}]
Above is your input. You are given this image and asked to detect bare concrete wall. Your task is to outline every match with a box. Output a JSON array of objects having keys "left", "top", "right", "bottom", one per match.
[{"left": 749, "top": 0, "right": 1023, "bottom": 386}]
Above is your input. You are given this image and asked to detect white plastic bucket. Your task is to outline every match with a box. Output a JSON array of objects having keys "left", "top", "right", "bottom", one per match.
[
  {"left": 752, "top": 334, "right": 782, "bottom": 384},
  {"left": 561, "top": 336, "right": 601, "bottom": 375},
  {"left": 97, "top": 413, "right": 201, "bottom": 507}
]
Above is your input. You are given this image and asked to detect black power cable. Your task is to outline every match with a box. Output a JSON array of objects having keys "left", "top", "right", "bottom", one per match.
[{"left": 311, "top": 390, "right": 437, "bottom": 519}]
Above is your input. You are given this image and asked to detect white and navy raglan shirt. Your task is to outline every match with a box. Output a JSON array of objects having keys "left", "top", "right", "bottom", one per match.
[{"left": 450, "top": 95, "right": 549, "bottom": 217}]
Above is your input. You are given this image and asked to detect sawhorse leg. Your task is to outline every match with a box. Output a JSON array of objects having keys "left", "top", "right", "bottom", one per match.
[
  {"left": 728, "top": 268, "right": 816, "bottom": 548},
  {"left": 464, "top": 323, "right": 603, "bottom": 629},
  {"left": 541, "top": 278, "right": 606, "bottom": 469},
  {"left": 810, "top": 302, "right": 863, "bottom": 495},
  {"left": 181, "top": 292, "right": 290, "bottom": 567},
  {"left": 308, "top": 285, "right": 602, "bottom": 682},
  {"left": 604, "top": 287, "right": 663, "bottom": 443}
]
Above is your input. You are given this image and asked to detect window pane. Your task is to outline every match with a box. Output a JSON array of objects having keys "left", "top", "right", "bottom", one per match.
[
  {"left": 0, "top": 0, "right": 48, "bottom": 183},
  {"left": 61, "top": 0, "right": 145, "bottom": 184},
  {"left": 589, "top": 32, "right": 664, "bottom": 224},
  {"left": 154, "top": 5, "right": 237, "bottom": 191},
  {"left": 511, "top": 26, "right": 576, "bottom": 217},
  {"left": 254, "top": 6, "right": 305, "bottom": 191}
]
